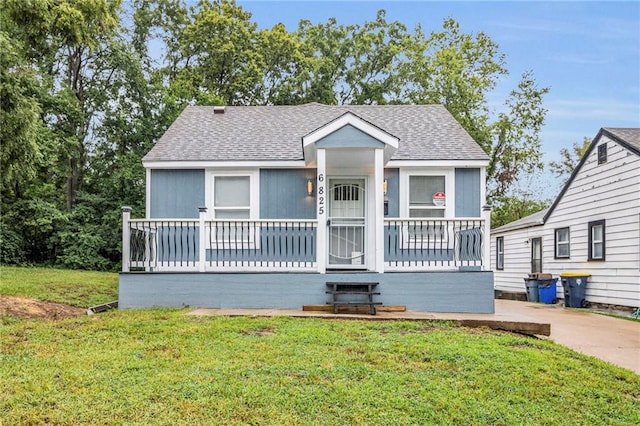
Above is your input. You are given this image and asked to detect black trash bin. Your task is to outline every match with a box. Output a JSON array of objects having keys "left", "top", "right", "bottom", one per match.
[
  {"left": 523, "top": 278, "right": 539, "bottom": 302},
  {"left": 560, "top": 272, "right": 590, "bottom": 308}
]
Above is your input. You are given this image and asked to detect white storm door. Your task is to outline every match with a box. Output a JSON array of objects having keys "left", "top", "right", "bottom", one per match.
[{"left": 327, "top": 179, "right": 366, "bottom": 268}]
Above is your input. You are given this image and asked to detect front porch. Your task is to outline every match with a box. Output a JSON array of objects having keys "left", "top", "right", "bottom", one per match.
[
  {"left": 120, "top": 210, "right": 494, "bottom": 313},
  {"left": 121, "top": 209, "right": 490, "bottom": 273}
]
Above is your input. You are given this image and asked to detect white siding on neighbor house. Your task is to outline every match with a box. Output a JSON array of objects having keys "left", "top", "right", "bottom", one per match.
[
  {"left": 491, "top": 227, "right": 545, "bottom": 294},
  {"left": 492, "top": 133, "right": 640, "bottom": 308}
]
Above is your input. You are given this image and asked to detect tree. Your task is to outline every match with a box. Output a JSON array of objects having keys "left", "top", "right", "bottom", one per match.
[
  {"left": 291, "top": 11, "right": 410, "bottom": 105},
  {"left": 402, "top": 18, "right": 506, "bottom": 145},
  {"left": 491, "top": 192, "right": 550, "bottom": 229},
  {"left": 549, "top": 137, "right": 591, "bottom": 184},
  {"left": 487, "top": 71, "right": 549, "bottom": 198}
]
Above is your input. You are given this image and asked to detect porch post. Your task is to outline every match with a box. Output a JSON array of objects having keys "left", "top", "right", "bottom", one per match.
[
  {"left": 122, "top": 206, "right": 131, "bottom": 272},
  {"left": 374, "top": 148, "right": 385, "bottom": 272},
  {"left": 199, "top": 207, "right": 207, "bottom": 272},
  {"left": 316, "top": 148, "right": 327, "bottom": 273},
  {"left": 482, "top": 204, "right": 492, "bottom": 270}
]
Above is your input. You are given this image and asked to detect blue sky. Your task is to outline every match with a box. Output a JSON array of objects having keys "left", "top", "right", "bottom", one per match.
[{"left": 237, "top": 0, "right": 640, "bottom": 198}]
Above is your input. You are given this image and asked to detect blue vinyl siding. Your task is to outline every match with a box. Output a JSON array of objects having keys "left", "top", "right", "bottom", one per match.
[
  {"left": 150, "top": 169, "right": 205, "bottom": 218},
  {"left": 315, "top": 125, "right": 385, "bottom": 148},
  {"left": 455, "top": 168, "right": 481, "bottom": 217},
  {"left": 260, "top": 169, "right": 316, "bottom": 219},
  {"left": 384, "top": 168, "right": 399, "bottom": 217}
]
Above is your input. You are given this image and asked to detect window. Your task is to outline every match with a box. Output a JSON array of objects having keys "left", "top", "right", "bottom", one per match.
[
  {"left": 213, "top": 176, "right": 250, "bottom": 218},
  {"left": 210, "top": 174, "right": 256, "bottom": 248},
  {"left": 531, "top": 237, "right": 542, "bottom": 273},
  {"left": 588, "top": 220, "right": 605, "bottom": 261},
  {"left": 496, "top": 237, "right": 504, "bottom": 270},
  {"left": 554, "top": 227, "right": 570, "bottom": 258},
  {"left": 597, "top": 143, "right": 607, "bottom": 164},
  {"left": 408, "top": 175, "right": 445, "bottom": 218}
]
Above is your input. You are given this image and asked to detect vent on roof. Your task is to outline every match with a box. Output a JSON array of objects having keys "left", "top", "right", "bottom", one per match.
[{"left": 213, "top": 106, "right": 226, "bottom": 114}]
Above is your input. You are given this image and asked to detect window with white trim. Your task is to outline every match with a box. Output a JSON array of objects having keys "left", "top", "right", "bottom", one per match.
[
  {"left": 213, "top": 175, "right": 250, "bottom": 218},
  {"left": 210, "top": 173, "right": 257, "bottom": 249},
  {"left": 554, "top": 227, "right": 570, "bottom": 259},
  {"left": 408, "top": 175, "right": 445, "bottom": 218}
]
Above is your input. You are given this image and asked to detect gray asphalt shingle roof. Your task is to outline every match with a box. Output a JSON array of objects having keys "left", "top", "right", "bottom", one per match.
[
  {"left": 143, "top": 103, "right": 489, "bottom": 162},
  {"left": 603, "top": 128, "right": 640, "bottom": 155}
]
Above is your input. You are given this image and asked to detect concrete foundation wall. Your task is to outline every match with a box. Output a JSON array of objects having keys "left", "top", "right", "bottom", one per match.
[{"left": 119, "top": 271, "right": 494, "bottom": 313}]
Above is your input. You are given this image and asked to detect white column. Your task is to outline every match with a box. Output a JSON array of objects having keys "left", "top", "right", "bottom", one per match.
[
  {"left": 316, "top": 149, "right": 327, "bottom": 273},
  {"left": 482, "top": 204, "right": 492, "bottom": 271},
  {"left": 198, "top": 207, "right": 207, "bottom": 272},
  {"left": 121, "top": 206, "right": 131, "bottom": 272},
  {"left": 374, "top": 149, "right": 385, "bottom": 272}
]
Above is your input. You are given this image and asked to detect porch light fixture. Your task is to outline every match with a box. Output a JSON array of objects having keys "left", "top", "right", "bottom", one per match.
[
  {"left": 383, "top": 179, "right": 388, "bottom": 196},
  {"left": 307, "top": 179, "right": 314, "bottom": 196}
]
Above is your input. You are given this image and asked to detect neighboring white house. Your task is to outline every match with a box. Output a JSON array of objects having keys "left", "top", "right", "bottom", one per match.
[{"left": 491, "top": 128, "right": 640, "bottom": 308}]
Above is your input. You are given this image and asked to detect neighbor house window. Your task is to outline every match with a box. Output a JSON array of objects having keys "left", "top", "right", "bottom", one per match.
[
  {"left": 554, "top": 227, "right": 570, "bottom": 259},
  {"left": 213, "top": 176, "right": 251, "bottom": 218},
  {"left": 597, "top": 143, "right": 607, "bottom": 164},
  {"left": 531, "top": 237, "right": 542, "bottom": 273},
  {"left": 496, "top": 237, "right": 504, "bottom": 270},
  {"left": 588, "top": 220, "right": 605, "bottom": 260},
  {"left": 408, "top": 175, "right": 445, "bottom": 218}
]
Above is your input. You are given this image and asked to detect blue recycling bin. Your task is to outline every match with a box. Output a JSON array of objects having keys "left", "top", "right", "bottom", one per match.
[
  {"left": 560, "top": 273, "right": 590, "bottom": 308},
  {"left": 538, "top": 278, "right": 558, "bottom": 304}
]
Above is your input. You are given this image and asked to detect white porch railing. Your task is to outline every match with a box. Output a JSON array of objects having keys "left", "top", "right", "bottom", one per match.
[
  {"left": 383, "top": 218, "right": 487, "bottom": 270},
  {"left": 121, "top": 207, "right": 318, "bottom": 272},
  {"left": 121, "top": 208, "right": 489, "bottom": 272}
]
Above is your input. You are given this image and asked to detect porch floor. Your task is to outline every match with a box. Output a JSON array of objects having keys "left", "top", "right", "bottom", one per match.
[{"left": 186, "top": 299, "right": 640, "bottom": 375}]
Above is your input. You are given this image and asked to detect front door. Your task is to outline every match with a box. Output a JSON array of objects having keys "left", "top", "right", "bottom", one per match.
[{"left": 328, "top": 179, "right": 366, "bottom": 268}]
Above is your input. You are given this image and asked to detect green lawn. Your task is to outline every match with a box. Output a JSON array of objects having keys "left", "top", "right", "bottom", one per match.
[
  {"left": 1, "top": 267, "right": 639, "bottom": 424},
  {"left": 0, "top": 266, "right": 118, "bottom": 307}
]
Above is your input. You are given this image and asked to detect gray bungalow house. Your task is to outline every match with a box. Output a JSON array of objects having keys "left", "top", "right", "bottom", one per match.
[{"left": 120, "top": 103, "right": 494, "bottom": 312}]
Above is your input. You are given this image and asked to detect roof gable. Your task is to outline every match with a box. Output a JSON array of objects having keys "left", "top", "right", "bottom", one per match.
[
  {"left": 542, "top": 127, "right": 640, "bottom": 222},
  {"left": 302, "top": 111, "right": 398, "bottom": 165}
]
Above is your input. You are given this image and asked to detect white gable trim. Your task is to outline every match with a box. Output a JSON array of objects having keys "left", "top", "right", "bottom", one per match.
[{"left": 302, "top": 112, "right": 399, "bottom": 166}]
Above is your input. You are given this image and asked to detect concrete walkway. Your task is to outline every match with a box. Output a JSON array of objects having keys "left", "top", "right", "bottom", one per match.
[
  {"left": 497, "top": 300, "right": 639, "bottom": 375},
  {"left": 188, "top": 299, "right": 640, "bottom": 375}
]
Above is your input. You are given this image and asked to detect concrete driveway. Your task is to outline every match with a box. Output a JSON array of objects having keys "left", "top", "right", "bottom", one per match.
[{"left": 493, "top": 300, "right": 640, "bottom": 375}]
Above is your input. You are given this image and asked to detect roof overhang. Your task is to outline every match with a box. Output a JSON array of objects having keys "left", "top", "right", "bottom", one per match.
[{"left": 302, "top": 112, "right": 399, "bottom": 166}]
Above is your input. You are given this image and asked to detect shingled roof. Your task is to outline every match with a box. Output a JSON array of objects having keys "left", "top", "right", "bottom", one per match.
[
  {"left": 143, "top": 103, "right": 489, "bottom": 163},
  {"left": 603, "top": 128, "right": 640, "bottom": 155}
]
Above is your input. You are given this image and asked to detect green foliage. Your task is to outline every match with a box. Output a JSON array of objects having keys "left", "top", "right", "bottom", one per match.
[
  {"left": 1, "top": 312, "right": 638, "bottom": 423},
  {"left": 491, "top": 193, "right": 551, "bottom": 229},
  {"left": 1, "top": 0, "right": 550, "bottom": 269},
  {"left": 549, "top": 136, "right": 591, "bottom": 184},
  {"left": 0, "top": 221, "right": 26, "bottom": 264}
]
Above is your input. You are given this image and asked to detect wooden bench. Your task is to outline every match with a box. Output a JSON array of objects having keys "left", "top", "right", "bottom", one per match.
[{"left": 325, "top": 282, "right": 381, "bottom": 315}]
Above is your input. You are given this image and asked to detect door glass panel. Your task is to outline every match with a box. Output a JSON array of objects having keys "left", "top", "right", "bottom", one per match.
[{"left": 328, "top": 179, "right": 366, "bottom": 267}]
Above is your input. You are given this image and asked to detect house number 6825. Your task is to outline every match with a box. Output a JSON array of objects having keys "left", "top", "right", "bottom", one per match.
[{"left": 317, "top": 173, "right": 325, "bottom": 215}]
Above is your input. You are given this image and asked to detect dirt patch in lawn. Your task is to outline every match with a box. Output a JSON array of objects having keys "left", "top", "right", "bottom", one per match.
[{"left": 0, "top": 295, "right": 85, "bottom": 319}]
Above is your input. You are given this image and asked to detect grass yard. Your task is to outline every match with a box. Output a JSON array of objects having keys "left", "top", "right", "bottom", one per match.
[
  {"left": 0, "top": 266, "right": 118, "bottom": 307},
  {"left": 1, "top": 267, "right": 639, "bottom": 424}
]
